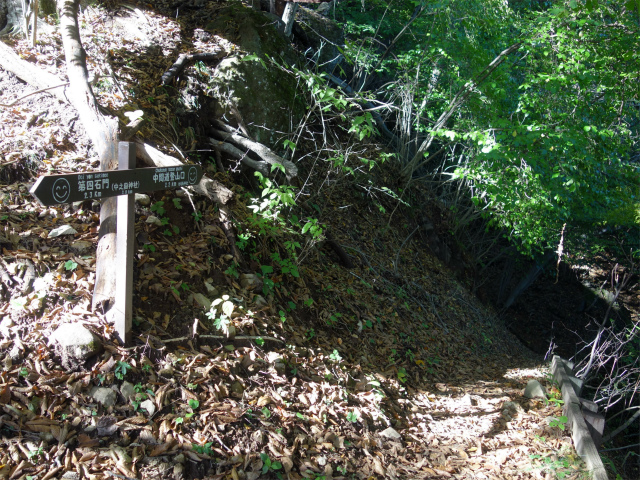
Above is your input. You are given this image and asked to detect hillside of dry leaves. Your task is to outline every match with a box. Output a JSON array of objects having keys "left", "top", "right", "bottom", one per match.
[{"left": 0, "top": 2, "right": 599, "bottom": 480}]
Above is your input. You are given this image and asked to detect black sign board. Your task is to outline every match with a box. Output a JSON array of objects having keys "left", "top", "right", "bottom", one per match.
[{"left": 30, "top": 165, "right": 203, "bottom": 206}]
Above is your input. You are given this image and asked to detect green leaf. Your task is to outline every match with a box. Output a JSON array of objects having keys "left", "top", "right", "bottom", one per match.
[{"left": 64, "top": 260, "right": 78, "bottom": 271}]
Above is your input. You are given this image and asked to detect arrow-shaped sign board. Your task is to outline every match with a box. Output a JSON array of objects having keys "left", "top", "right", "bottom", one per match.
[{"left": 30, "top": 165, "right": 203, "bottom": 206}]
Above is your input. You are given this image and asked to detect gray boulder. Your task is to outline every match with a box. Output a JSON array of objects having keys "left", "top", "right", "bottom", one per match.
[
  {"left": 90, "top": 387, "right": 117, "bottom": 408},
  {"left": 120, "top": 381, "right": 136, "bottom": 402},
  {"left": 524, "top": 379, "right": 547, "bottom": 399},
  {"left": 50, "top": 323, "right": 103, "bottom": 368},
  {"left": 380, "top": 427, "right": 402, "bottom": 440}
]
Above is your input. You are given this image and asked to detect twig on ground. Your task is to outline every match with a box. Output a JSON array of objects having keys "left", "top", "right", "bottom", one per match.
[{"left": 0, "top": 83, "right": 70, "bottom": 108}]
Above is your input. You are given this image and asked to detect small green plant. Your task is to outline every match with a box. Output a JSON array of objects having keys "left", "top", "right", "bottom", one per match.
[
  {"left": 170, "top": 281, "right": 189, "bottom": 298},
  {"left": 348, "top": 112, "right": 378, "bottom": 140},
  {"left": 397, "top": 367, "right": 408, "bottom": 383},
  {"left": 192, "top": 442, "right": 214, "bottom": 456},
  {"left": 546, "top": 396, "right": 565, "bottom": 407},
  {"left": 346, "top": 411, "right": 358, "bottom": 423},
  {"left": 142, "top": 363, "right": 153, "bottom": 373},
  {"left": 131, "top": 399, "right": 142, "bottom": 411},
  {"left": 260, "top": 453, "right": 282, "bottom": 475},
  {"left": 192, "top": 210, "right": 203, "bottom": 222},
  {"left": 187, "top": 383, "right": 198, "bottom": 391},
  {"left": 225, "top": 261, "right": 240, "bottom": 279},
  {"left": 329, "top": 349, "right": 342, "bottom": 363},
  {"left": 19, "top": 367, "right": 28, "bottom": 377},
  {"left": 528, "top": 447, "right": 581, "bottom": 478},
  {"left": 256, "top": 337, "right": 265, "bottom": 347},
  {"left": 172, "top": 198, "right": 182, "bottom": 209},
  {"left": 142, "top": 243, "right": 156, "bottom": 253},
  {"left": 114, "top": 361, "right": 130, "bottom": 380},
  {"left": 150, "top": 200, "right": 166, "bottom": 216},
  {"left": 163, "top": 224, "right": 180, "bottom": 236},
  {"left": 26, "top": 446, "right": 44, "bottom": 463},
  {"left": 327, "top": 312, "right": 342, "bottom": 326},
  {"left": 206, "top": 295, "right": 235, "bottom": 336},
  {"left": 188, "top": 399, "right": 200, "bottom": 410},
  {"left": 305, "top": 328, "right": 316, "bottom": 340},
  {"left": 549, "top": 415, "right": 568, "bottom": 431},
  {"left": 64, "top": 260, "right": 78, "bottom": 271},
  {"left": 261, "top": 407, "right": 271, "bottom": 418}
]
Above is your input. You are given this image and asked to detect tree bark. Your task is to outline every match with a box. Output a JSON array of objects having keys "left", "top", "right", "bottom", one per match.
[{"left": 56, "top": 0, "right": 120, "bottom": 312}]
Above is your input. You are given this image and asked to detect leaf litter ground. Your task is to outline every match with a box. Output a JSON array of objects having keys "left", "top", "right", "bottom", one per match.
[{"left": 0, "top": 2, "right": 592, "bottom": 479}]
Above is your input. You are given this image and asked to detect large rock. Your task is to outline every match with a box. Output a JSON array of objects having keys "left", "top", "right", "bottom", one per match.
[
  {"left": 120, "top": 381, "right": 136, "bottom": 402},
  {"left": 50, "top": 323, "right": 103, "bottom": 367},
  {"left": 204, "top": 3, "right": 305, "bottom": 148},
  {"left": 524, "top": 379, "right": 547, "bottom": 399},
  {"left": 90, "top": 387, "right": 117, "bottom": 408},
  {"left": 295, "top": 6, "right": 345, "bottom": 74}
]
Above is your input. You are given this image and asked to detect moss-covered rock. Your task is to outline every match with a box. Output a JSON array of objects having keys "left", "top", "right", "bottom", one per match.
[
  {"left": 295, "top": 6, "right": 345, "bottom": 75},
  {"left": 205, "top": 2, "right": 305, "bottom": 148}
]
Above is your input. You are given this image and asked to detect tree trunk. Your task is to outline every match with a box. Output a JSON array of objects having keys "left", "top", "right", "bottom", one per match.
[
  {"left": 281, "top": 2, "right": 299, "bottom": 37},
  {"left": 56, "top": 0, "right": 120, "bottom": 313}
]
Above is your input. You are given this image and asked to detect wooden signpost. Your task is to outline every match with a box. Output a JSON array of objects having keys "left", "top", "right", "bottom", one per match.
[{"left": 30, "top": 142, "right": 203, "bottom": 344}]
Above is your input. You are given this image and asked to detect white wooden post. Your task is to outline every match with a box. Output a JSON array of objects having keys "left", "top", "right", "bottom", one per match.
[{"left": 115, "top": 142, "right": 135, "bottom": 344}]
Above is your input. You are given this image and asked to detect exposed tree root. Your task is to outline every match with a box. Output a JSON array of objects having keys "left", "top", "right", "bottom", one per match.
[
  {"left": 160, "top": 51, "right": 227, "bottom": 86},
  {"left": 211, "top": 120, "right": 298, "bottom": 181}
]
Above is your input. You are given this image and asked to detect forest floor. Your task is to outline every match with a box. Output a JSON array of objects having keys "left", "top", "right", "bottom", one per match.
[{"left": 0, "top": 2, "right": 636, "bottom": 480}]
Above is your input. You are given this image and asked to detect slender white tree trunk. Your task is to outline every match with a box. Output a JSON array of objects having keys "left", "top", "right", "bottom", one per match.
[{"left": 282, "top": 2, "right": 299, "bottom": 37}]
